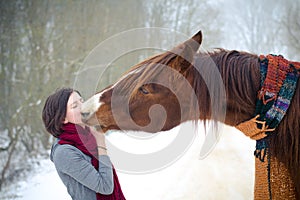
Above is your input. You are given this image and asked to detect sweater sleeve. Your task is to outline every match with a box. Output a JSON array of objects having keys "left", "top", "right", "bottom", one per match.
[{"left": 53, "top": 145, "right": 114, "bottom": 195}]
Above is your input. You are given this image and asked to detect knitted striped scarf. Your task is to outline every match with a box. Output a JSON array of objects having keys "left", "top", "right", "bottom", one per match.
[
  {"left": 236, "top": 54, "right": 300, "bottom": 199},
  {"left": 254, "top": 54, "right": 300, "bottom": 161},
  {"left": 237, "top": 54, "right": 300, "bottom": 159}
]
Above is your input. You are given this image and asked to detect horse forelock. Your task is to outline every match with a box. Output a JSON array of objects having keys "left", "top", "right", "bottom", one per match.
[{"left": 114, "top": 51, "right": 177, "bottom": 94}]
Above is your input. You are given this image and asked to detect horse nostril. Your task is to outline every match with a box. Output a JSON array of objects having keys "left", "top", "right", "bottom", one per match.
[{"left": 81, "top": 112, "right": 90, "bottom": 119}]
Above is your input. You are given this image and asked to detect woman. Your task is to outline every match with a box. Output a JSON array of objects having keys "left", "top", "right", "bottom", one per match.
[{"left": 42, "top": 88, "right": 126, "bottom": 200}]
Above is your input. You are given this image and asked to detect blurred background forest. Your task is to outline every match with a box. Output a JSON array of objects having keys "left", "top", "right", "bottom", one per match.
[{"left": 0, "top": 0, "right": 299, "bottom": 194}]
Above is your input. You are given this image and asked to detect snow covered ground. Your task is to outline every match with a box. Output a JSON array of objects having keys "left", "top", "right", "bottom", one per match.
[{"left": 2, "top": 124, "right": 255, "bottom": 200}]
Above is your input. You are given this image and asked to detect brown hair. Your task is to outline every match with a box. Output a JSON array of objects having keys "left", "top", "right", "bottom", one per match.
[{"left": 42, "top": 88, "right": 80, "bottom": 137}]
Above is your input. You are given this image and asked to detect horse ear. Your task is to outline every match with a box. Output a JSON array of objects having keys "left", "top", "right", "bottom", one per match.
[
  {"left": 171, "top": 31, "right": 202, "bottom": 73},
  {"left": 186, "top": 30, "right": 202, "bottom": 52}
]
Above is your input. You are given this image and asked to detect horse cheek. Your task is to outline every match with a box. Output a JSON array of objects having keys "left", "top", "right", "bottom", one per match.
[{"left": 129, "top": 96, "right": 150, "bottom": 127}]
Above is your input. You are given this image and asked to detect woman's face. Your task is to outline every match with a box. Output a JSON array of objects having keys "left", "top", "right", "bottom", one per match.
[{"left": 64, "top": 91, "right": 84, "bottom": 125}]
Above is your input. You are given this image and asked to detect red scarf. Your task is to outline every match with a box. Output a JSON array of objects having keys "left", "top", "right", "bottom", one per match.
[{"left": 58, "top": 123, "right": 126, "bottom": 200}]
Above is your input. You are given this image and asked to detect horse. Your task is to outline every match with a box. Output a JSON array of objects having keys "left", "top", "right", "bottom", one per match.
[{"left": 81, "top": 31, "right": 300, "bottom": 200}]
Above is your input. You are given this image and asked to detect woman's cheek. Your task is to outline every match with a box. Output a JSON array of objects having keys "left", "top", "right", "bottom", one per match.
[{"left": 75, "top": 108, "right": 83, "bottom": 123}]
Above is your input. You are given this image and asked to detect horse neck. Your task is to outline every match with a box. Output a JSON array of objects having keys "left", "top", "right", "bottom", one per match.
[{"left": 191, "top": 50, "right": 261, "bottom": 126}]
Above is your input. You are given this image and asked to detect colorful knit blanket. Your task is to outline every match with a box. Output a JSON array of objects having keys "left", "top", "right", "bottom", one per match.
[{"left": 236, "top": 54, "right": 300, "bottom": 161}]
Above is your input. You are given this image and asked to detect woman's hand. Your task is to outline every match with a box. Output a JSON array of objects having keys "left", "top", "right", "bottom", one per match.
[{"left": 90, "top": 127, "right": 107, "bottom": 155}]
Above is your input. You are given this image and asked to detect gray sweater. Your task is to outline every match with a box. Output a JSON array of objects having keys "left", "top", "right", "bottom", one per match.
[{"left": 50, "top": 140, "right": 114, "bottom": 200}]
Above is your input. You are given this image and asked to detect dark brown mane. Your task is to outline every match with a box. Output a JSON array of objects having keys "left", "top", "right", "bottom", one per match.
[{"left": 192, "top": 49, "right": 261, "bottom": 123}]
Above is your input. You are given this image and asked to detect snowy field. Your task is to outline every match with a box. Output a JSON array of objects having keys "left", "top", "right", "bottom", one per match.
[{"left": 2, "top": 123, "right": 255, "bottom": 200}]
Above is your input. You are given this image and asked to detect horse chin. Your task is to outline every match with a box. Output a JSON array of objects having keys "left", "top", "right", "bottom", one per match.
[
  {"left": 93, "top": 125, "right": 109, "bottom": 132},
  {"left": 82, "top": 117, "right": 108, "bottom": 132},
  {"left": 81, "top": 113, "right": 99, "bottom": 126}
]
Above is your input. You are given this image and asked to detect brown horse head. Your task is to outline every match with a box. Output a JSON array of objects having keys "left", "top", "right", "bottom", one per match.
[
  {"left": 81, "top": 31, "right": 204, "bottom": 132},
  {"left": 81, "top": 30, "right": 260, "bottom": 132}
]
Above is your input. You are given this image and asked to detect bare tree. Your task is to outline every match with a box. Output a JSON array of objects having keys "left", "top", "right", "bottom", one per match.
[
  {"left": 220, "top": 0, "right": 288, "bottom": 55},
  {"left": 279, "top": 1, "right": 300, "bottom": 60},
  {"left": 145, "top": 0, "right": 221, "bottom": 48}
]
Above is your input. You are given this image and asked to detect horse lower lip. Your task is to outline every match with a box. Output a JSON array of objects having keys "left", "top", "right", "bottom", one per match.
[{"left": 81, "top": 117, "right": 89, "bottom": 124}]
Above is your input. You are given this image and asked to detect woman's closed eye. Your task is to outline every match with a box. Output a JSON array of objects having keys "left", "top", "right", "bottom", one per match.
[
  {"left": 71, "top": 103, "right": 78, "bottom": 109},
  {"left": 71, "top": 98, "right": 84, "bottom": 109}
]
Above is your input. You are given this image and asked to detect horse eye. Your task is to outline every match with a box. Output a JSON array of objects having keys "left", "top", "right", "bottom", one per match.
[{"left": 139, "top": 86, "right": 149, "bottom": 94}]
